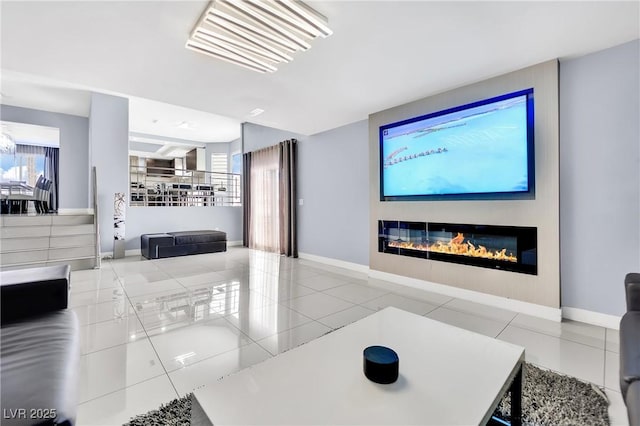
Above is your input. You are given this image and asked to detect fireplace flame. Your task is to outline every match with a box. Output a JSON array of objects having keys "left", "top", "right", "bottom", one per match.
[{"left": 388, "top": 232, "right": 517, "bottom": 263}]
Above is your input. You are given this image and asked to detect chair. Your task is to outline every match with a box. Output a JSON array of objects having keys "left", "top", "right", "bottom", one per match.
[
  {"left": 6, "top": 177, "right": 39, "bottom": 213},
  {"left": 6, "top": 176, "right": 50, "bottom": 214},
  {"left": 36, "top": 178, "right": 53, "bottom": 213},
  {"left": 620, "top": 273, "right": 640, "bottom": 425},
  {"left": 0, "top": 183, "right": 8, "bottom": 214}
]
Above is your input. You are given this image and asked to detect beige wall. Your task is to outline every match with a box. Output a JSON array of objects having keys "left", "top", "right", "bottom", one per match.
[{"left": 368, "top": 60, "right": 560, "bottom": 309}]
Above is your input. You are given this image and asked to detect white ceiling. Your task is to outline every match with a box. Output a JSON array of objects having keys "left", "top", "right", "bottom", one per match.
[
  {"left": 1, "top": 1, "right": 638, "bottom": 136},
  {"left": 0, "top": 73, "right": 92, "bottom": 117},
  {"left": 128, "top": 96, "right": 240, "bottom": 143},
  {"left": 0, "top": 70, "right": 241, "bottom": 143}
]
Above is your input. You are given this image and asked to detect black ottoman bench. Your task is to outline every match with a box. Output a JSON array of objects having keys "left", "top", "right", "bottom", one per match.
[{"left": 141, "top": 230, "right": 227, "bottom": 259}]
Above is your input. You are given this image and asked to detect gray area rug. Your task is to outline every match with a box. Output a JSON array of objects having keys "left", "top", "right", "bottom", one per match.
[
  {"left": 124, "top": 362, "right": 609, "bottom": 425},
  {"left": 494, "top": 363, "right": 609, "bottom": 426}
]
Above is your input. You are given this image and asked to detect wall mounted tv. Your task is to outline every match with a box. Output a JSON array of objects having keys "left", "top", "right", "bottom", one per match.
[{"left": 380, "top": 88, "right": 534, "bottom": 201}]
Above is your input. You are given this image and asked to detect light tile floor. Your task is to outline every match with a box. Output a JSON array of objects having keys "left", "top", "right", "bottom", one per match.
[{"left": 72, "top": 248, "right": 628, "bottom": 425}]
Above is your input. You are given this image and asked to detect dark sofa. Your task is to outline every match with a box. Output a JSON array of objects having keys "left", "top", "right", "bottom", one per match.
[
  {"left": 0, "top": 265, "right": 79, "bottom": 426},
  {"left": 141, "top": 230, "right": 227, "bottom": 259},
  {"left": 620, "top": 272, "right": 640, "bottom": 425}
]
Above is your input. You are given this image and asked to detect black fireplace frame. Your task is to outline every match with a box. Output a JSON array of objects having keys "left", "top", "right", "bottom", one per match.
[{"left": 378, "top": 221, "right": 537, "bottom": 275}]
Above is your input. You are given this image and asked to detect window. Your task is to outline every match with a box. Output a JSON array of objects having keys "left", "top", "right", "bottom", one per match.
[
  {"left": 0, "top": 149, "right": 45, "bottom": 187},
  {"left": 231, "top": 152, "right": 242, "bottom": 174},
  {"left": 211, "top": 152, "right": 240, "bottom": 205},
  {"left": 211, "top": 153, "right": 228, "bottom": 174}
]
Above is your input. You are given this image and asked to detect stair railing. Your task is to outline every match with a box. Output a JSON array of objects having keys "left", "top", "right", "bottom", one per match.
[{"left": 92, "top": 166, "right": 101, "bottom": 268}]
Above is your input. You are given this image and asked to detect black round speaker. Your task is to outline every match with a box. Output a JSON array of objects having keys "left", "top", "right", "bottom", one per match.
[{"left": 363, "top": 345, "right": 399, "bottom": 384}]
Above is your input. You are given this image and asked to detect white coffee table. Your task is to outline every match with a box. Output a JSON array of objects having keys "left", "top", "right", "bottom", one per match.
[{"left": 192, "top": 307, "right": 524, "bottom": 425}]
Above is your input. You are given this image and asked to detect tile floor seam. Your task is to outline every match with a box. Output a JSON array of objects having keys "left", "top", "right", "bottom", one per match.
[
  {"left": 275, "top": 300, "right": 310, "bottom": 318},
  {"left": 294, "top": 299, "right": 359, "bottom": 321},
  {"left": 354, "top": 293, "right": 439, "bottom": 316},
  {"left": 506, "top": 322, "right": 606, "bottom": 351},
  {"left": 80, "top": 336, "right": 146, "bottom": 356},
  {"left": 76, "top": 373, "right": 170, "bottom": 407},
  {"left": 386, "top": 289, "right": 449, "bottom": 306},
  {"left": 441, "top": 300, "right": 519, "bottom": 324},
  {"left": 253, "top": 337, "right": 279, "bottom": 357},
  {"left": 70, "top": 282, "right": 123, "bottom": 292},
  {"left": 603, "top": 347, "right": 607, "bottom": 391},
  {"left": 163, "top": 340, "right": 262, "bottom": 376},
  {"left": 317, "top": 289, "right": 388, "bottom": 305},
  {"left": 221, "top": 309, "right": 317, "bottom": 337},
  {"left": 219, "top": 315, "right": 272, "bottom": 344},
  {"left": 78, "top": 370, "right": 167, "bottom": 405},
  {"left": 423, "top": 304, "right": 439, "bottom": 316},
  {"left": 76, "top": 316, "right": 134, "bottom": 327},
  {"left": 129, "top": 292, "right": 180, "bottom": 399},
  {"left": 254, "top": 320, "right": 330, "bottom": 355},
  {"left": 505, "top": 325, "right": 606, "bottom": 352},
  {"left": 604, "top": 349, "right": 612, "bottom": 392},
  {"left": 315, "top": 305, "right": 373, "bottom": 326},
  {"left": 495, "top": 310, "right": 519, "bottom": 339}
]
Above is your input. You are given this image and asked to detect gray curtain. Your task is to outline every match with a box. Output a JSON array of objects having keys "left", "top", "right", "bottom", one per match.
[
  {"left": 242, "top": 152, "right": 252, "bottom": 247},
  {"left": 242, "top": 140, "right": 297, "bottom": 256},
  {"left": 44, "top": 147, "right": 59, "bottom": 211},
  {"left": 16, "top": 144, "right": 46, "bottom": 156},
  {"left": 279, "top": 139, "right": 297, "bottom": 257}
]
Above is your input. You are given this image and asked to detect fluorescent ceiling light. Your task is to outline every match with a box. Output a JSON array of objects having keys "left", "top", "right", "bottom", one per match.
[
  {"left": 186, "top": 0, "right": 332, "bottom": 73},
  {"left": 187, "top": 40, "right": 274, "bottom": 73}
]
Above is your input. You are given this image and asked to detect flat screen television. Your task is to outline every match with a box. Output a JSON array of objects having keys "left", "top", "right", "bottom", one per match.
[{"left": 380, "top": 88, "right": 534, "bottom": 201}]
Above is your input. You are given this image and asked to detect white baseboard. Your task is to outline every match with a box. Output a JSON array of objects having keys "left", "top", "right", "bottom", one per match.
[
  {"left": 369, "top": 269, "right": 562, "bottom": 322},
  {"left": 298, "top": 252, "right": 369, "bottom": 274},
  {"left": 101, "top": 248, "right": 141, "bottom": 259},
  {"left": 228, "top": 240, "right": 243, "bottom": 247},
  {"left": 58, "top": 208, "right": 94, "bottom": 215},
  {"left": 562, "top": 307, "right": 621, "bottom": 330}
]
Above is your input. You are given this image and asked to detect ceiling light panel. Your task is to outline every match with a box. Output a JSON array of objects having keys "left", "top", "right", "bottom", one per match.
[{"left": 186, "top": 0, "right": 332, "bottom": 73}]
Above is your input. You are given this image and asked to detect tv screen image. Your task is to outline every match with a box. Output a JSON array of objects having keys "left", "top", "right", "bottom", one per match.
[{"left": 380, "top": 89, "right": 534, "bottom": 200}]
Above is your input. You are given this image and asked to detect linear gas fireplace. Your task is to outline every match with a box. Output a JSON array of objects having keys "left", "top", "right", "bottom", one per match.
[{"left": 378, "top": 221, "right": 537, "bottom": 275}]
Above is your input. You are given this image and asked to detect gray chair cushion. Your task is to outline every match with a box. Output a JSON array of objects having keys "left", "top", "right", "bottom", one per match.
[
  {"left": 1, "top": 310, "right": 80, "bottom": 426},
  {"left": 620, "top": 311, "right": 640, "bottom": 397},
  {"left": 626, "top": 273, "right": 640, "bottom": 312},
  {"left": 627, "top": 380, "right": 640, "bottom": 426}
]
